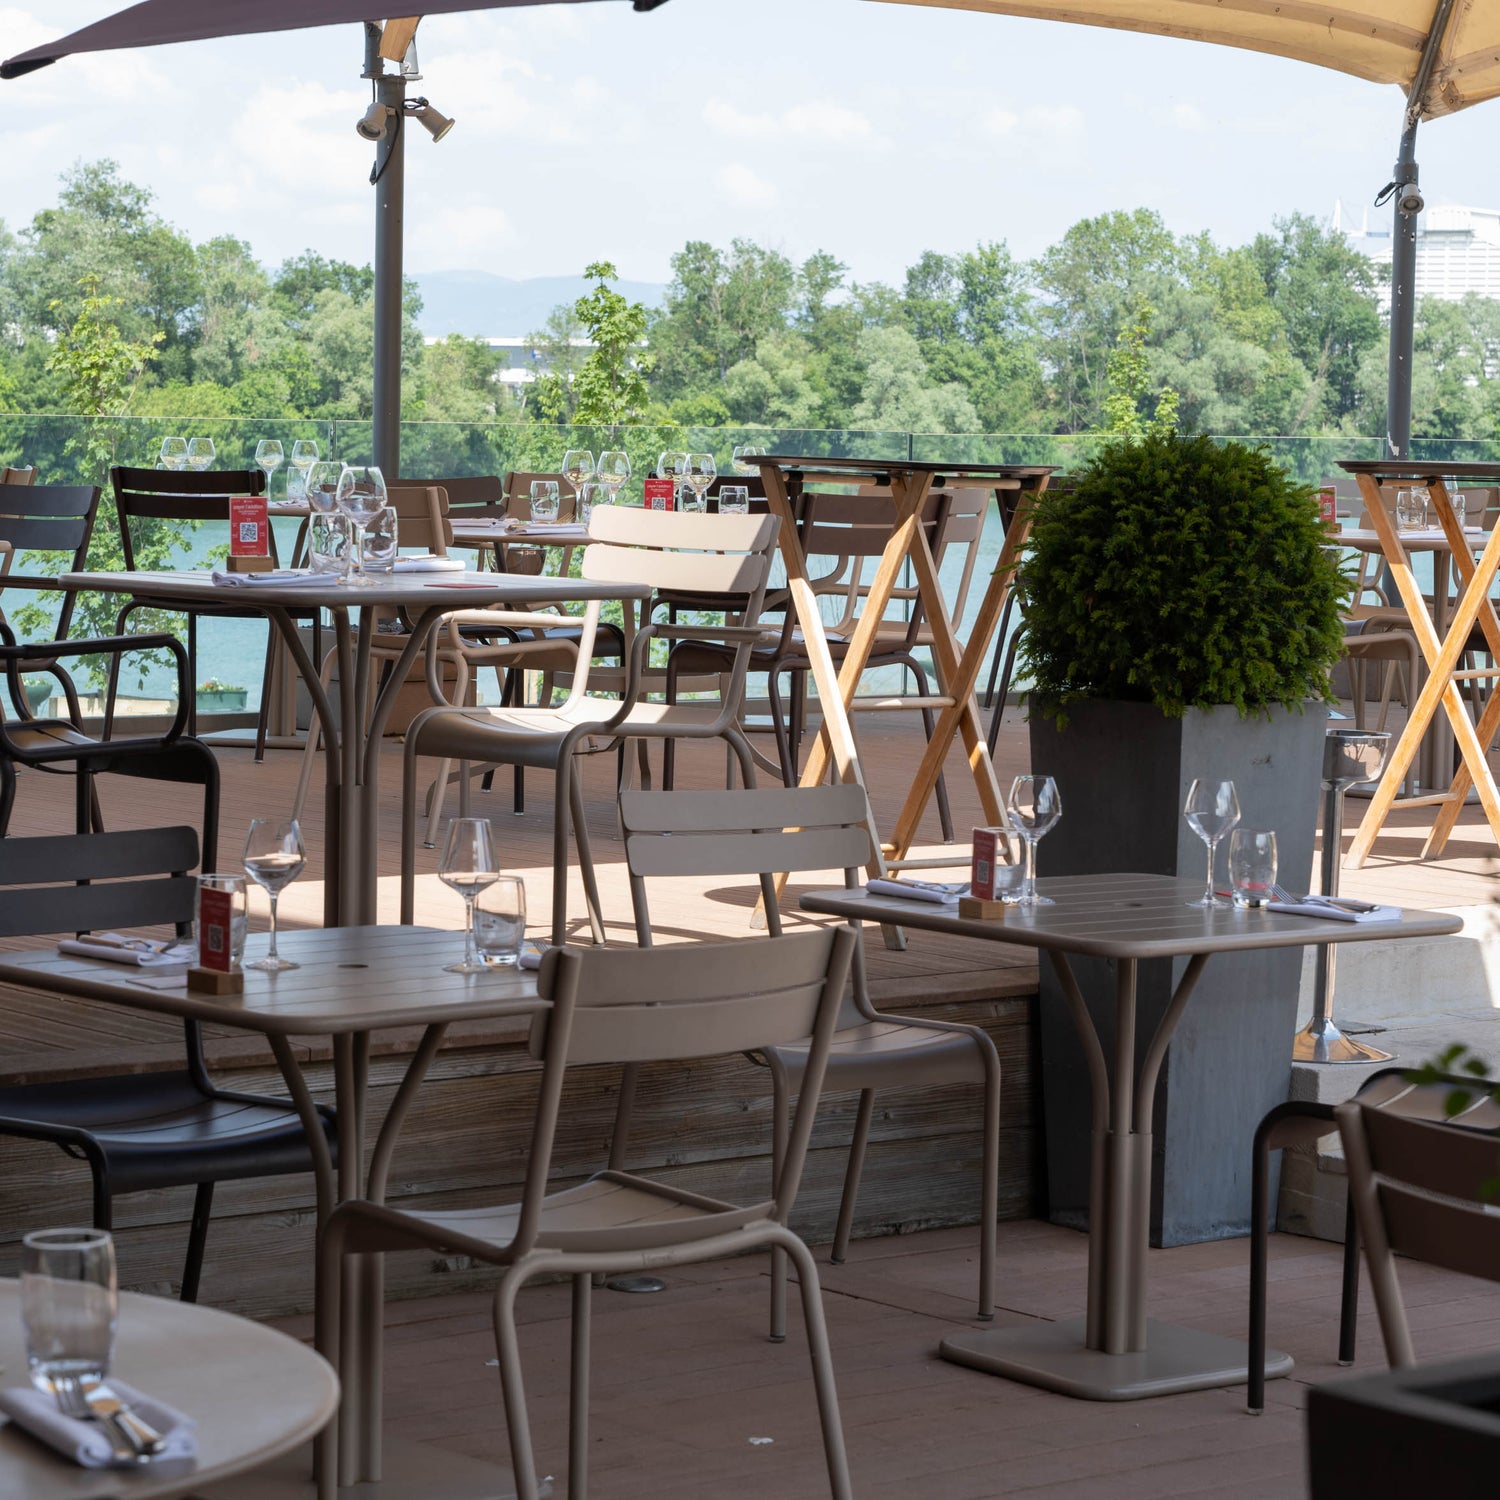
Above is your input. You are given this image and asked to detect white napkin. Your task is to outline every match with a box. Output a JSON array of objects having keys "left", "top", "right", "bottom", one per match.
[
  {"left": 209, "top": 568, "right": 324, "bottom": 587},
  {"left": 0, "top": 1382, "right": 196, "bottom": 1469},
  {"left": 392, "top": 555, "right": 465, "bottom": 573},
  {"left": 1399, "top": 527, "right": 1485, "bottom": 542},
  {"left": 58, "top": 934, "right": 196, "bottom": 967},
  {"left": 866, "top": 878, "right": 970, "bottom": 906},
  {"left": 1266, "top": 901, "right": 1401, "bottom": 924},
  {"left": 519, "top": 942, "right": 548, "bottom": 971},
  {"left": 503, "top": 523, "right": 589, "bottom": 541}
]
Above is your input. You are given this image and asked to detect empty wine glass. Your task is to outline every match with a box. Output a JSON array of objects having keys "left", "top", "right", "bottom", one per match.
[
  {"left": 439, "top": 817, "right": 498, "bottom": 974},
  {"left": 335, "top": 465, "right": 388, "bottom": 586},
  {"left": 255, "top": 439, "right": 284, "bottom": 500},
  {"left": 597, "top": 449, "right": 630, "bottom": 503},
  {"left": 562, "top": 449, "right": 594, "bottom": 509},
  {"left": 1006, "top": 775, "right": 1062, "bottom": 907},
  {"left": 1183, "top": 778, "right": 1241, "bottom": 909},
  {"left": 685, "top": 453, "right": 716, "bottom": 513},
  {"left": 159, "top": 437, "right": 188, "bottom": 471},
  {"left": 243, "top": 818, "right": 306, "bottom": 972},
  {"left": 186, "top": 437, "right": 216, "bottom": 471},
  {"left": 305, "top": 459, "right": 343, "bottom": 513},
  {"left": 731, "top": 442, "right": 764, "bottom": 476}
]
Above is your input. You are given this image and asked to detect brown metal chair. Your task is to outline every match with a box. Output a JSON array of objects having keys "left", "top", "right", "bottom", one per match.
[
  {"left": 315, "top": 928, "right": 858, "bottom": 1500},
  {"left": 619, "top": 783, "right": 1002, "bottom": 1337}
]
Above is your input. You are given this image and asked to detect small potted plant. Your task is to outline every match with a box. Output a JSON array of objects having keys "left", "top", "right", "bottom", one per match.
[
  {"left": 195, "top": 677, "right": 248, "bottom": 714},
  {"left": 1016, "top": 430, "right": 1349, "bottom": 1246},
  {"left": 19, "top": 676, "right": 53, "bottom": 714}
]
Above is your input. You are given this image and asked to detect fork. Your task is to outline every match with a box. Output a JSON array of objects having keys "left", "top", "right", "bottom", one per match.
[
  {"left": 1270, "top": 883, "right": 1377, "bottom": 913},
  {"left": 52, "top": 1373, "right": 147, "bottom": 1464}
]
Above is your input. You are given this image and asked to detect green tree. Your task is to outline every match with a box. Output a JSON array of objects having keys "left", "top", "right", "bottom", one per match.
[
  {"left": 850, "top": 326, "right": 979, "bottom": 434},
  {"left": 537, "top": 262, "right": 650, "bottom": 427},
  {"left": 1099, "top": 299, "right": 1178, "bottom": 439}
]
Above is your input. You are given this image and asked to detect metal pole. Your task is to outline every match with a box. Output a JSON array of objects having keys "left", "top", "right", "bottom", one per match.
[
  {"left": 366, "top": 23, "right": 405, "bottom": 480},
  {"left": 1384, "top": 117, "right": 1420, "bottom": 459}
]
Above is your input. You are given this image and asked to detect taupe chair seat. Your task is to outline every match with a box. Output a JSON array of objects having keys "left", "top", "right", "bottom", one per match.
[{"left": 767, "top": 1016, "right": 986, "bottom": 1086}]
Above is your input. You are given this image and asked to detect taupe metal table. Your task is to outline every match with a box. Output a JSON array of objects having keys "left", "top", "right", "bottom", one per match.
[
  {"left": 61, "top": 568, "right": 651, "bottom": 927},
  {"left": 800, "top": 873, "right": 1462, "bottom": 1401},
  {"left": 0, "top": 1279, "right": 337, "bottom": 1500},
  {"left": 0, "top": 925, "right": 548, "bottom": 1499}
]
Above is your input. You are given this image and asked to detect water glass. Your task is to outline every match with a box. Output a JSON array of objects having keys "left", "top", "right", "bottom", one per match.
[
  {"left": 717, "top": 484, "right": 749, "bottom": 515},
  {"left": 1228, "top": 830, "right": 1277, "bottom": 909},
  {"left": 1450, "top": 490, "right": 1468, "bottom": 530},
  {"left": 310, "top": 511, "right": 349, "bottom": 575},
  {"left": 578, "top": 480, "right": 608, "bottom": 527},
  {"left": 474, "top": 876, "right": 526, "bottom": 966},
  {"left": 1395, "top": 487, "right": 1428, "bottom": 532},
  {"left": 196, "top": 872, "right": 248, "bottom": 969},
  {"left": 530, "top": 480, "right": 560, "bottom": 524},
  {"left": 22, "top": 1228, "right": 117, "bottom": 1393},
  {"left": 361, "top": 505, "right": 399, "bottom": 573}
]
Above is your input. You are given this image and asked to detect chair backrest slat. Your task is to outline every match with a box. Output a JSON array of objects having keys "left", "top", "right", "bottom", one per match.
[
  {"left": 0, "top": 483, "right": 99, "bottom": 573},
  {"left": 416, "top": 475, "right": 504, "bottom": 514},
  {"left": 582, "top": 508, "right": 778, "bottom": 596},
  {"left": 385, "top": 484, "right": 451, "bottom": 555}
]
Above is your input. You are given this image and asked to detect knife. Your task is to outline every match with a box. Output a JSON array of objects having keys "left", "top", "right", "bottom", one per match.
[{"left": 81, "top": 1380, "right": 167, "bottom": 1456}]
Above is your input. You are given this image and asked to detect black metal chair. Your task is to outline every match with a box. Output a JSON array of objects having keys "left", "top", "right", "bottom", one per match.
[{"left": 0, "top": 823, "right": 336, "bottom": 1302}]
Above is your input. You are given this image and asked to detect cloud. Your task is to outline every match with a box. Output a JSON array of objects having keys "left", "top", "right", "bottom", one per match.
[
  {"left": 703, "top": 99, "right": 881, "bottom": 147},
  {"left": 984, "top": 104, "right": 1085, "bottom": 139},
  {"left": 718, "top": 163, "right": 777, "bottom": 209},
  {"left": 410, "top": 203, "right": 515, "bottom": 266}
]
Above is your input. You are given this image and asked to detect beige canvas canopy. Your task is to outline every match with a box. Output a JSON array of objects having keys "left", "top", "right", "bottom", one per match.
[{"left": 876, "top": 0, "right": 1498, "bottom": 119}]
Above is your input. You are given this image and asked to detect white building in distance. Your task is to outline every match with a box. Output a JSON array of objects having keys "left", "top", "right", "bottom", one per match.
[{"left": 1340, "top": 202, "right": 1500, "bottom": 306}]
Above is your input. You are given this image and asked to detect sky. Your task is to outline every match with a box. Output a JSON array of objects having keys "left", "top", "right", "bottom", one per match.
[{"left": 1, "top": 0, "right": 1498, "bottom": 289}]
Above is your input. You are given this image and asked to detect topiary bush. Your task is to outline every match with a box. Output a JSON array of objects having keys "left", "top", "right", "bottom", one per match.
[{"left": 1017, "top": 431, "right": 1350, "bottom": 725}]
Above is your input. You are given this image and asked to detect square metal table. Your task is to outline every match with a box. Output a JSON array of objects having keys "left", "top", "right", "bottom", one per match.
[
  {"left": 0, "top": 925, "right": 547, "bottom": 1498},
  {"left": 800, "top": 873, "right": 1462, "bottom": 1401}
]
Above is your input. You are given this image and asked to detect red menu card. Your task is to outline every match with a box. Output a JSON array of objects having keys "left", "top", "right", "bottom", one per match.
[
  {"left": 643, "top": 478, "right": 675, "bottom": 512},
  {"left": 229, "top": 494, "right": 271, "bottom": 557},
  {"left": 197, "top": 884, "right": 234, "bottom": 972}
]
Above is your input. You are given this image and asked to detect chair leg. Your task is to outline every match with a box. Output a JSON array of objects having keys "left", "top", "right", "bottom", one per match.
[
  {"left": 180, "top": 1182, "right": 214, "bottom": 1303},
  {"left": 254, "top": 631, "right": 276, "bottom": 762},
  {"left": 569, "top": 766, "right": 606, "bottom": 945},
  {"left": 569, "top": 1272, "right": 591, "bottom": 1500},
  {"left": 777, "top": 1231, "right": 854, "bottom": 1500},
  {"left": 401, "top": 740, "right": 421, "bottom": 925},
  {"left": 493, "top": 1267, "right": 544, "bottom": 1500},
  {"left": 1338, "top": 1181, "right": 1360, "bottom": 1366},
  {"left": 1247, "top": 1116, "right": 1273, "bottom": 1414},
  {"left": 552, "top": 758, "right": 575, "bottom": 948},
  {"left": 977, "top": 1045, "right": 1000, "bottom": 1322},
  {"left": 766, "top": 668, "right": 796, "bottom": 788},
  {"left": 831, "top": 1092, "right": 875, "bottom": 1266},
  {"left": 769, "top": 1066, "right": 791, "bottom": 1343}
]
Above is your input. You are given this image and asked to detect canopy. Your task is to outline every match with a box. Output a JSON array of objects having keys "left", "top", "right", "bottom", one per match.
[{"left": 875, "top": 0, "right": 1499, "bottom": 119}]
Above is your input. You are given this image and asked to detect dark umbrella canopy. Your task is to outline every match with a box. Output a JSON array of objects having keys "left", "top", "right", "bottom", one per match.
[{"left": 2, "top": 0, "right": 665, "bottom": 78}]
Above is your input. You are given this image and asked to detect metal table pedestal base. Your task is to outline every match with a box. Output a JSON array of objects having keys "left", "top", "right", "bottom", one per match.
[{"left": 939, "top": 1317, "right": 1293, "bottom": 1402}]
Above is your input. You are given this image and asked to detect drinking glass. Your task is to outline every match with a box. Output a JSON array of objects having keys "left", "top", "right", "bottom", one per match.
[
  {"left": 335, "top": 466, "right": 388, "bottom": 586},
  {"left": 243, "top": 819, "right": 306, "bottom": 972},
  {"left": 685, "top": 453, "right": 716, "bottom": 512},
  {"left": 197, "top": 872, "right": 248, "bottom": 970},
  {"left": 288, "top": 439, "right": 320, "bottom": 502},
  {"left": 1228, "top": 829, "right": 1277, "bottom": 909},
  {"left": 1183, "top": 778, "right": 1241, "bottom": 909},
  {"left": 22, "top": 1228, "right": 117, "bottom": 1394},
  {"left": 1395, "top": 487, "right": 1428, "bottom": 532},
  {"left": 439, "top": 817, "right": 498, "bottom": 974},
  {"left": 718, "top": 484, "right": 749, "bottom": 515},
  {"left": 578, "top": 480, "right": 608, "bottom": 527},
  {"left": 562, "top": 449, "right": 594, "bottom": 506},
  {"left": 361, "top": 505, "right": 399, "bottom": 573},
  {"left": 254, "top": 439, "right": 284, "bottom": 500},
  {"left": 310, "top": 511, "right": 349, "bottom": 575},
  {"left": 530, "top": 480, "right": 560, "bottom": 524},
  {"left": 731, "top": 443, "right": 764, "bottom": 476},
  {"left": 597, "top": 449, "right": 630, "bottom": 503},
  {"left": 158, "top": 437, "right": 188, "bottom": 471},
  {"left": 186, "top": 437, "right": 216, "bottom": 471},
  {"left": 657, "top": 451, "right": 687, "bottom": 487},
  {"left": 1451, "top": 490, "right": 1468, "bottom": 530},
  {"left": 1006, "top": 775, "right": 1061, "bottom": 907},
  {"left": 474, "top": 876, "right": 526, "bottom": 966},
  {"left": 305, "top": 459, "right": 343, "bottom": 513}
]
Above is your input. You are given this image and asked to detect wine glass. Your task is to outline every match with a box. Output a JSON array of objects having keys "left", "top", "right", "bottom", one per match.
[
  {"left": 731, "top": 442, "right": 764, "bottom": 476},
  {"left": 439, "top": 816, "right": 498, "bottom": 974},
  {"left": 1183, "top": 779, "right": 1241, "bottom": 909},
  {"left": 305, "top": 459, "right": 343, "bottom": 513},
  {"left": 579, "top": 479, "right": 607, "bottom": 527},
  {"left": 254, "top": 439, "right": 284, "bottom": 500},
  {"left": 685, "top": 453, "right": 716, "bottom": 513},
  {"left": 334, "top": 465, "right": 388, "bottom": 586},
  {"left": 597, "top": 449, "right": 630, "bottom": 503},
  {"left": 562, "top": 449, "right": 594, "bottom": 510},
  {"left": 243, "top": 818, "right": 306, "bottom": 972},
  {"left": 159, "top": 437, "right": 188, "bottom": 471},
  {"left": 1006, "top": 775, "right": 1062, "bottom": 907},
  {"left": 186, "top": 437, "right": 216, "bottom": 471}
]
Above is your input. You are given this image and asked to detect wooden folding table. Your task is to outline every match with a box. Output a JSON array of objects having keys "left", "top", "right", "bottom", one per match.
[
  {"left": 1337, "top": 459, "right": 1500, "bottom": 866},
  {"left": 745, "top": 455, "right": 1051, "bottom": 877}
]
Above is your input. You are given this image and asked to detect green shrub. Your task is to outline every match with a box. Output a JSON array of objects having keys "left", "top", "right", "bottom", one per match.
[{"left": 1017, "top": 431, "right": 1350, "bottom": 724}]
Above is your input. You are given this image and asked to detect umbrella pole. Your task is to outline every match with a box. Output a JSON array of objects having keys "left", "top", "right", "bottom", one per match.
[
  {"left": 1384, "top": 115, "right": 1420, "bottom": 460},
  {"left": 367, "top": 22, "right": 406, "bottom": 481}
]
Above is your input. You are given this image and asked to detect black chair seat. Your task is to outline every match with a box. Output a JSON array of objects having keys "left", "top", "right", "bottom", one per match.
[{"left": 0, "top": 1071, "right": 337, "bottom": 1194}]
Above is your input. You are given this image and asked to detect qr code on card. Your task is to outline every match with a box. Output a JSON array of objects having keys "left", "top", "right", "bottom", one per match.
[{"left": 237, "top": 521, "right": 260, "bottom": 544}]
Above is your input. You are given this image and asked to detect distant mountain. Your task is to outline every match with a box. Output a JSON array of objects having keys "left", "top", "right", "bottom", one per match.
[{"left": 413, "top": 270, "right": 667, "bottom": 338}]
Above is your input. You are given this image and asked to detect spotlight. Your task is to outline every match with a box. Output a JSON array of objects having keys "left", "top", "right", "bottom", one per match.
[
  {"left": 356, "top": 100, "right": 390, "bottom": 141},
  {"left": 407, "top": 97, "right": 455, "bottom": 143}
]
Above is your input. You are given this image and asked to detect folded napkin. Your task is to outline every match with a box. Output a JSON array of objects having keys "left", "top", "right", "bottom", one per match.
[
  {"left": 58, "top": 934, "right": 196, "bottom": 967},
  {"left": 504, "top": 523, "right": 589, "bottom": 541},
  {"left": 866, "top": 878, "right": 970, "bottom": 906},
  {"left": 519, "top": 942, "right": 548, "bottom": 971},
  {"left": 209, "top": 568, "right": 324, "bottom": 587},
  {"left": 1267, "top": 900, "right": 1401, "bottom": 924},
  {"left": 0, "top": 1382, "right": 196, "bottom": 1469},
  {"left": 1399, "top": 526, "right": 1485, "bottom": 542},
  {"left": 392, "top": 554, "right": 465, "bottom": 573}
]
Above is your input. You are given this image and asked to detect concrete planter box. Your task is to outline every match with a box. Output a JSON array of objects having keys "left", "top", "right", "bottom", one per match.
[
  {"left": 1308, "top": 1353, "right": 1500, "bottom": 1497},
  {"left": 1030, "top": 699, "right": 1327, "bottom": 1246},
  {"left": 195, "top": 688, "right": 249, "bottom": 714}
]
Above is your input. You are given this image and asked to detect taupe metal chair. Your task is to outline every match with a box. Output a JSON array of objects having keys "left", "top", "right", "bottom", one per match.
[
  {"left": 618, "top": 783, "right": 1002, "bottom": 1336},
  {"left": 315, "top": 928, "right": 858, "bottom": 1500},
  {"left": 399, "top": 507, "right": 781, "bottom": 946},
  {"left": 1337, "top": 1080, "right": 1500, "bottom": 1369}
]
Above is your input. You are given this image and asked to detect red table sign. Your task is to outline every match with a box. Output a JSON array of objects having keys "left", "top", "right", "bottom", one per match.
[
  {"left": 229, "top": 494, "right": 271, "bottom": 557},
  {"left": 198, "top": 884, "right": 235, "bottom": 972},
  {"left": 643, "top": 478, "right": 675, "bottom": 512}
]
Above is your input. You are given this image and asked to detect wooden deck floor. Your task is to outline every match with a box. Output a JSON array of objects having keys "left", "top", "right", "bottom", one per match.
[{"left": 270, "top": 1218, "right": 1500, "bottom": 1500}]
